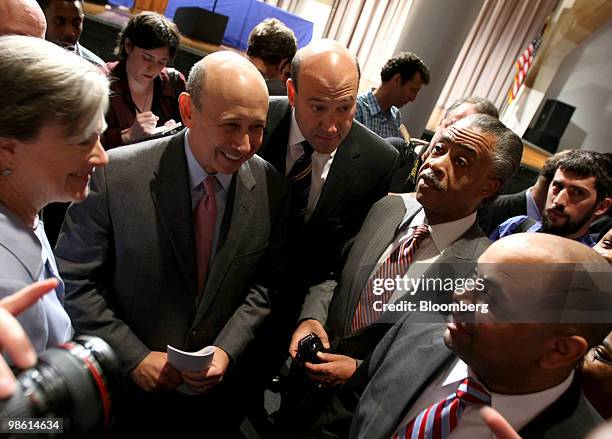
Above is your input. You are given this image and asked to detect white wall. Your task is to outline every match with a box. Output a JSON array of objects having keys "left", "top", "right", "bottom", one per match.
[
  {"left": 542, "top": 19, "right": 612, "bottom": 153},
  {"left": 393, "top": 0, "right": 484, "bottom": 138}
]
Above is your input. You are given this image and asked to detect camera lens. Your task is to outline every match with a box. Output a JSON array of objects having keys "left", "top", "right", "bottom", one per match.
[{"left": 0, "top": 335, "right": 121, "bottom": 435}]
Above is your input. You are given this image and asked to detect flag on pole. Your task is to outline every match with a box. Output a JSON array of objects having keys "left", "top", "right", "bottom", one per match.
[{"left": 507, "top": 25, "right": 546, "bottom": 105}]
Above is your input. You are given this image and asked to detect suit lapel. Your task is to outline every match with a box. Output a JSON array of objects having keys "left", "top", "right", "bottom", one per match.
[
  {"left": 191, "top": 161, "right": 256, "bottom": 325},
  {"left": 424, "top": 221, "right": 485, "bottom": 279},
  {"left": 376, "top": 325, "right": 454, "bottom": 437},
  {"left": 150, "top": 132, "right": 198, "bottom": 296},
  {"left": 344, "top": 197, "right": 418, "bottom": 332},
  {"left": 309, "top": 137, "right": 361, "bottom": 223}
]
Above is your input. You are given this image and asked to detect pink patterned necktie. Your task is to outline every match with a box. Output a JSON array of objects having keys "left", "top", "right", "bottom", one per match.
[
  {"left": 352, "top": 224, "right": 430, "bottom": 332},
  {"left": 194, "top": 176, "right": 217, "bottom": 300},
  {"left": 393, "top": 377, "right": 492, "bottom": 439}
]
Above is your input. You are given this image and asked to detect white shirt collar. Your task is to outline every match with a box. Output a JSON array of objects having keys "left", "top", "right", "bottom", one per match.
[
  {"left": 441, "top": 359, "right": 575, "bottom": 432},
  {"left": 398, "top": 196, "right": 477, "bottom": 253},
  {"left": 288, "top": 108, "right": 306, "bottom": 147}
]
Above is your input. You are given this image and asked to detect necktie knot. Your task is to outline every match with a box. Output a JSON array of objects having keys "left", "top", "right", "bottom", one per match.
[
  {"left": 301, "top": 141, "right": 314, "bottom": 157},
  {"left": 456, "top": 377, "right": 491, "bottom": 406},
  {"left": 203, "top": 175, "right": 217, "bottom": 196},
  {"left": 393, "top": 376, "right": 492, "bottom": 439}
]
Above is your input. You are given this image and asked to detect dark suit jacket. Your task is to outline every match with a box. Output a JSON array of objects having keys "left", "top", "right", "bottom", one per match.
[
  {"left": 258, "top": 97, "right": 399, "bottom": 289},
  {"left": 55, "top": 130, "right": 290, "bottom": 375},
  {"left": 478, "top": 189, "right": 528, "bottom": 236},
  {"left": 351, "top": 317, "right": 603, "bottom": 439}
]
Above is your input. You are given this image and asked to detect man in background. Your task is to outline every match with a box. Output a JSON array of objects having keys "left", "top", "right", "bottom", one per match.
[
  {"left": 247, "top": 18, "right": 297, "bottom": 96},
  {"left": 492, "top": 150, "right": 612, "bottom": 246},
  {"left": 355, "top": 52, "right": 430, "bottom": 139},
  {"left": 37, "top": 0, "right": 106, "bottom": 69}
]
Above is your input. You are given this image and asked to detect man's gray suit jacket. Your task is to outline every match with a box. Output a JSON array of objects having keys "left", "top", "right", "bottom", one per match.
[
  {"left": 301, "top": 194, "right": 491, "bottom": 357},
  {"left": 351, "top": 316, "right": 603, "bottom": 439},
  {"left": 55, "top": 130, "right": 290, "bottom": 374}
]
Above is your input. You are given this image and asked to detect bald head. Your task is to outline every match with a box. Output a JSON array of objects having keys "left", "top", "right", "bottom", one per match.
[
  {"left": 484, "top": 233, "right": 607, "bottom": 265},
  {"left": 286, "top": 39, "right": 360, "bottom": 154},
  {"left": 479, "top": 233, "right": 612, "bottom": 330},
  {"left": 180, "top": 51, "right": 269, "bottom": 175},
  {"left": 290, "top": 39, "right": 359, "bottom": 93},
  {"left": 0, "top": 0, "right": 46, "bottom": 37},
  {"left": 186, "top": 50, "right": 268, "bottom": 112}
]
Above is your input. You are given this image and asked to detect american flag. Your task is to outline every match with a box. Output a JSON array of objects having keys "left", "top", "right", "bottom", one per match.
[{"left": 507, "top": 29, "right": 545, "bottom": 104}]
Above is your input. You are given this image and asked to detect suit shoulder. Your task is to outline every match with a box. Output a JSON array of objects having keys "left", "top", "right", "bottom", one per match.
[
  {"left": 107, "top": 134, "right": 171, "bottom": 162},
  {"left": 369, "top": 194, "right": 409, "bottom": 215},
  {"left": 248, "top": 154, "right": 286, "bottom": 183},
  {"left": 350, "top": 121, "right": 398, "bottom": 160},
  {"left": 267, "top": 98, "right": 290, "bottom": 119}
]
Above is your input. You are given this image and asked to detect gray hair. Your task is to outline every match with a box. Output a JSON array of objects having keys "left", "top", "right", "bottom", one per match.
[
  {"left": 0, "top": 35, "right": 109, "bottom": 142},
  {"left": 186, "top": 59, "right": 208, "bottom": 111},
  {"left": 464, "top": 113, "right": 523, "bottom": 204},
  {"left": 445, "top": 96, "right": 499, "bottom": 119}
]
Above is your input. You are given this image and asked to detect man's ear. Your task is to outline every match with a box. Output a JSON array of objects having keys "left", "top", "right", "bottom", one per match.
[
  {"left": 594, "top": 197, "right": 612, "bottom": 218},
  {"left": 287, "top": 78, "right": 296, "bottom": 107},
  {"left": 391, "top": 72, "right": 403, "bottom": 86},
  {"left": 178, "top": 92, "right": 193, "bottom": 129},
  {"left": 540, "top": 335, "right": 589, "bottom": 370},
  {"left": 0, "top": 137, "right": 18, "bottom": 168},
  {"left": 480, "top": 178, "right": 502, "bottom": 200}
]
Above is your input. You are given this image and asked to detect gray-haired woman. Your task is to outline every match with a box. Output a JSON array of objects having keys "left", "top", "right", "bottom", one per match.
[{"left": 0, "top": 35, "right": 109, "bottom": 353}]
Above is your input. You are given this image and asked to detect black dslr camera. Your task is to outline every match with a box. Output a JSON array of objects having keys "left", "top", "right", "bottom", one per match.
[
  {"left": 0, "top": 336, "right": 122, "bottom": 436},
  {"left": 297, "top": 333, "right": 327, "bottom": 364}
]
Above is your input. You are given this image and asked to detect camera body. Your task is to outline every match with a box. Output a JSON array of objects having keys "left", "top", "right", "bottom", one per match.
[
  {"left": 0, "top": 336, "right": 121, "bottom": 436},
  {"left": 297, "top": 333, "right": 327, "bottom": 364}
]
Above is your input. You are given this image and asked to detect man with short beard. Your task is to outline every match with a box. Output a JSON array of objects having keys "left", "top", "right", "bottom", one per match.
[{"left": 491, "top": 150, "right": 612, "bottom": 246}]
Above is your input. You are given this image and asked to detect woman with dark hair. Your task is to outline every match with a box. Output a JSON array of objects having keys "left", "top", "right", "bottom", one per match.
[{"left": 103, "top": 12, "right": 186, "bottom": 148}]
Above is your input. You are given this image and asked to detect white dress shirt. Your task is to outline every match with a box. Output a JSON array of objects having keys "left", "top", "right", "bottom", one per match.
[
  {"left": 386, "top": 195, "right": 477, "bottom": 303},
  {"left": 396, "top": 358, "right": 574, "bottom": 438},
  {"left": 286, "top": 109, "right": 336, "bottom": 221}
]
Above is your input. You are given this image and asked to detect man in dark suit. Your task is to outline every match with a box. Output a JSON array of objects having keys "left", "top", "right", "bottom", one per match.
[
  {"left": 248, "top": 39, "right": 397, "bottom": 408},
  {"left": 351, "top": 233, "right": 611, "bottom": 439},
  {"left": 55, "top": 51, "right": 289, "bottom": 434},
  {"left": 285, "top": 113, "right": 523, "bottom": 435},
  {"left": 259, "top": 39, "right": 398, "bottom": 291}
]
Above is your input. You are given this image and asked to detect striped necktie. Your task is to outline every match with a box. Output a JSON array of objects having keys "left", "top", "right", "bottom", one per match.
[
  {"left": 393, "top": 377, "right": 492, "bottom": 439},
  {"left": 287, "top": 141, "right": 314, "bottom": 221},
  {"left": 352, "top": 224, "right": 430, "bottom": 332}
]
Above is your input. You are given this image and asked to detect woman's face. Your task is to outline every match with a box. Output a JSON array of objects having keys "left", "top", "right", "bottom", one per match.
[
  {"left": 125, "top": 41, "right": 170, "bottom": 86},
  {"left": 14, "top": 118, "right": 108, "bottom": 207}
]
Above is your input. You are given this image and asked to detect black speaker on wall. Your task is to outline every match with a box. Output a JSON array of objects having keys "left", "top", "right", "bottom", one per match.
[
  {"left": 523, "top": 99, "right": 575, "bottom": 153},
  {"left": 173, "top": 7, "right": 229, "bottom": 46}
]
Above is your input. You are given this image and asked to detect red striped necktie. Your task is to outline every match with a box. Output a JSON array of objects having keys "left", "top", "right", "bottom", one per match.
[
  {"left": 393, "top": 377, "right": 492, "bottom": 439},
  {"left": 351, "top": 224, "right": 430, "bottom": 332}
]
